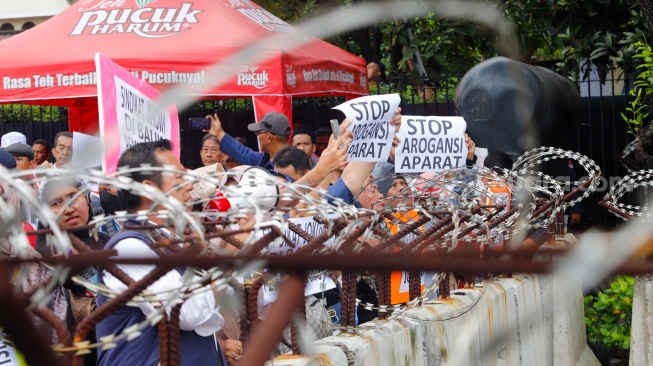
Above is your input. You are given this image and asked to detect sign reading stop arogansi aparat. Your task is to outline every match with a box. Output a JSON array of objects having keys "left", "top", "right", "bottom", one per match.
[
  {"left": 95, "top": 53, "right": 180, "bottom": 174},
  {"left": 332, "top": 93, "right": 401, "bottom": 162},
  {"left": 395, "top": 116, "right": 468, "bottom": 173}
]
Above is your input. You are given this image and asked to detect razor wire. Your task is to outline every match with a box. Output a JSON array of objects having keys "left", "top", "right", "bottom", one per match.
[
  {"left": 0, "top": 147, "right": 601, "bottom": 357},
  {"left": 602, "top": 169, "right": 653, "bottom": 220},
  {"left": 620, "top": 138, "right": 640, "bottom": 173}
]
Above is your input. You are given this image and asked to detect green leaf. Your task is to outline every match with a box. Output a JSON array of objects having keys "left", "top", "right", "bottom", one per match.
[
  {"left": 589, "top": 49, "right": 610, "bottom": 60},
  {"left": 603, "top": 315, "right": 617, "bottom": 324}
]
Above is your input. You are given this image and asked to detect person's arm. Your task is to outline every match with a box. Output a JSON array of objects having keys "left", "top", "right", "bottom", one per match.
[
  {"left": 103, "top": 238, "right": 224, "bottom": 332},
  {"left": 292, "top": 172, "right": 335, "bottom": 217},
  {"left": 205, "top": 113, "right": 268, "bottom": 167},
  {"left": 521, "top": 228, "right": 552, "bottom": 251},
  {"left": 326, "top": 177, "right": 356, "bottom": 205},
  {"left": 341, "top": 107, "right": 402, "bottom": 197},
  {"left": 276, "top": 132, "right": 351, "bottom": 209},
  {"left": 220, "top": 133, "right": 269, "bottom": 167}
]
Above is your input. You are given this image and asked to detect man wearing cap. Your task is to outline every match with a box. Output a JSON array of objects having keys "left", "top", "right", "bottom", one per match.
[
  {"left": 205, "top": 112, "right": 290, "bottom": 172},
  {"left": 0, "top": 131, "right": 27, "bottom": 149},
  {"left": 5, "top": 143, "right": 34, "bottom": 171},
  {"left": 3, "top": 143, "right": 36, "bottom": 224}
]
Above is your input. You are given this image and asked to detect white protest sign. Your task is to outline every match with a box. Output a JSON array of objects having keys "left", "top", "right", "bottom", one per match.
[
  {"left": 95, "top": 53, "right": 180, "bottom": 174},
  {"left": 114, "top": 77, "right": 173, "bottom": 153},
  {"left": 261, "top": 216, "right": 337, "bottom": 302},
  {"left": 71, "top": 132, "right": 102, "bottom": 169},
  {"left": 261, "top": 269, "right": 335, "bottom": 303},
  {"left": 395, "top": 116, "right": 468, "bottom": 173},
  {"left": 332, "top": 94, "right": 400, "bottom": 162}
]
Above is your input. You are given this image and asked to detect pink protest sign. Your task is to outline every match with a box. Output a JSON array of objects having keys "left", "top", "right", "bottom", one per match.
[{"left": 95, "top": 53, "right": 180, "bottom": 174}]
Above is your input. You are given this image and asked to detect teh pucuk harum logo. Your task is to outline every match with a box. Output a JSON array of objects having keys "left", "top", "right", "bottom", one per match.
[
  {"left": 71, "top": 1, "right": 203, "bottom": 38},
  {"left": 237, "top": 66, "right": 269, "bottom": 89}
]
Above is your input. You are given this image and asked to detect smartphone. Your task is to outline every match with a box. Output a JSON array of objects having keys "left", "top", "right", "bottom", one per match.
[
  {"left": 330, "top": 119, "right": 341, "bottom": 137},
  {"left": 189, "top": 117, "right": 210, "bottom": 131},
  {"left": 330, "top": 119, "right": 343, "bottom": 148}
]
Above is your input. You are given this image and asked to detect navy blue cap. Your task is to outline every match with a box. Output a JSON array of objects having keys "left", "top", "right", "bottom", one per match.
[{"left": 0, "top": 149, "right": 16, "bottom": 169}]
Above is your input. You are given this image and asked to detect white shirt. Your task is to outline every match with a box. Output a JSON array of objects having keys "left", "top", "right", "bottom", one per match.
[{"left": 102, "top": 237, "right": 224, "bottom": 337}]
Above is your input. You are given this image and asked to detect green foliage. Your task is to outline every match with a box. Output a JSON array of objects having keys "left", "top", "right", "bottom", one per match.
[
  {"left": 381, "top": 15, "right": 487, "bottom": 76},
  {"left": 182, "top": 99, "right": 252, "bottom": 115},
  {"left": 621, "top": 41, "right": 653, "bottom": 136},
  {"left": 293, "top": 96, "right": 345, "bottom": 108},
  {"left": 0, "top": 104, "right": 67, "bottom": 124},
  {"left": 584, "top": 275, "right": 634, "bottom": 351},
  {"left": 501, "top": 0, "right": 647, "bottom": 81},
  {"left": 259, "top": 0, "right": 648, "bottom": 83},
  {"left": 623, "top": 88, "right": 649, "bottom": 136}
]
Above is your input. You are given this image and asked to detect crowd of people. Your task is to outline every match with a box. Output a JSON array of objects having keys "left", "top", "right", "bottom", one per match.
[
  {"left": 0, "top": 108, "right": 396, "bottom": 365},
  {"left": 0, "top": 90, "right": 572, "bottom": 366}
]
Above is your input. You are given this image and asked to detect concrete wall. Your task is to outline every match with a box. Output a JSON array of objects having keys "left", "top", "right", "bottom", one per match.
[
  {"left": 630, "top": 274, "right": 653, "bottom": 365},
  {"left": 269, "top": 272, "right": 600, "bottom": 366}
]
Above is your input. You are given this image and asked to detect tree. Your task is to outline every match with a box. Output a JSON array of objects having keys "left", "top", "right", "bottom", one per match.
[
  {"left": 260, "top": 0, "right": 647, "bottom": 81},
  {"left": 258, "top": 0, "right": 490, "bottom": 77},
  {"left": 633, "top": 0, "right": 653, "bottom": 169}
]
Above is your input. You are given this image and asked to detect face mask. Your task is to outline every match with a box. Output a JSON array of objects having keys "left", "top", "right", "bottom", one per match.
[{"left": 100, "top": 190, "right": 122, "bottom": 215}]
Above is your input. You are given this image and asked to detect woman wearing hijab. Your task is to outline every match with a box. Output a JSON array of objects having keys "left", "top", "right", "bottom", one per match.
[{"left": 36, "top": 173, "right": 109, "bottom": 366}]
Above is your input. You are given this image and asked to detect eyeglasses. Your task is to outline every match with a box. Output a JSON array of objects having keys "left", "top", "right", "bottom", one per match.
[{"left": 255, "top": 131, "right": 270, "bottom": 136}]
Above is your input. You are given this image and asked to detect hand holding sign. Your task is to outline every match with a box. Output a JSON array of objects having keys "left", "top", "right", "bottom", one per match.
[
  {"left": 395, "top": 116, "right": 468, "bottom": 173},
  {"left": 389, "top": 134, "right": 401, "bottom": 163},
  {"left": 332, "top": 94, "right": 401, "bottom": 162},
  {"left": 390, "top": 106, "right": 402, "bottom": 132},
  {"left": 328, "top": 119, "right": 353, "bottom": 145},
  {"left": 313, "top": 129, "right": 352, "bottom": 175},
  {"left": 465, "top": 133, "right": 476, "bottom": 160}
]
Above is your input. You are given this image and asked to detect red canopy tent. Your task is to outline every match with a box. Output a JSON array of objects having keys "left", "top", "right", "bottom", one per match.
[{"left": 0, "top": 0, "right": 368, "bottom": 134}]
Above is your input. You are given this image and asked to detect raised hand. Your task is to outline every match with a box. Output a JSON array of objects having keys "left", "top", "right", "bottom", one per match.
[
  {"left": 204, "top": 113, "right": 226, "bottom": 140},
  {"left": 390, "top": 107, "right": 402, "bottom": 132},
  {"left": 317, "top": 130, "right": 353, "bottom": 174},
  {"left": 465, "top": 133, "right": 476, "bottom": 160}
]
